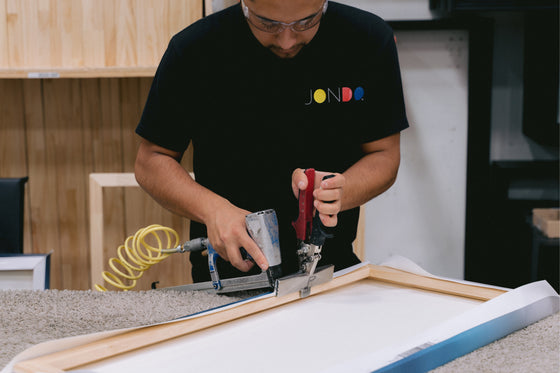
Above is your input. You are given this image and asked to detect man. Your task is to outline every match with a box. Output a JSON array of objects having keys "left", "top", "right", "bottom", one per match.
[{"left": 135, "top": 0, "right": 409, "bottom": 282}]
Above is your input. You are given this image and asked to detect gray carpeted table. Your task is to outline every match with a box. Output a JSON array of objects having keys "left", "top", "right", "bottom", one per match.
[{"left": 1, "top": 289, "right": 558, "bottom": 372}]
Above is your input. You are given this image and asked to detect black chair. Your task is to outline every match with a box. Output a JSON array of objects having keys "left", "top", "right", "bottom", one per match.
[{"left": 0, "top": 177, "right": 29, "bottom": 253}]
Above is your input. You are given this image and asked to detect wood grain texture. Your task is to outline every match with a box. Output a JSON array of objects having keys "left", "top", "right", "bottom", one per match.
[
  {"left": 89, "top": 173, "right": 192, "bottom": 291},
  {"left": 0, "top": 0, "right": 8, "bottom": 67},
  {"left": 0, "top": 0, "right": 201, "bottom": 287},
  {"left": 0, "top": 0, "right": 202, "bottom": 77},
  {"left": 0, "top": 78, "right": 192, "bottom": 289}
]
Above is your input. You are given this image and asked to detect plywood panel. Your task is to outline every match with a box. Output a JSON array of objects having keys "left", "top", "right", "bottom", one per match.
[
  {"left": 82, "top": 0, "right": 105, "bottom": 67},
  {"left": 0, "top": 0, "right": 203, "bottom": 77},
  {"left": 88, "top": 173, "right": 192, "bottom": 291},
  {"left": 22, "top": 79, "right": 59, "bottom": 260},
  {"left": 0, "top": 0, "right": 7, "bottom": 66},
  {"left": 0, "top": 76, "right": 194, "bottom": 289},
  {"left": 115, "top": 0, "right": 136, "bottom": 68},
  {"left": 122, "top": 187, "right": 192, "bottom": 290},
  {"left": 0, "top": 79, "right": 32, "bottom": 255},
  {"left": 0, "top": 79, "right": 26, "bottom": 176},
  {"left": 42, "top": 79, "right": 90, "bottom": 289}
]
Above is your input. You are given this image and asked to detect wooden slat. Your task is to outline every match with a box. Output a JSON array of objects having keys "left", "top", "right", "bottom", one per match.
[
  {"left": 81, "top": 0, "right": 105, "bottom": 67},
  {"left": 89, "top": 173, "right": 193, "bottom": 291},
  {"left": 0, "top": 0, "right": 7, "bottom": 67},
  {"left": 369, "top": 266, "right": 507, "bottom": 301},
  {"left": 22, "top": 80, "right": 55, "bottom": 258},
  {"left": 0, "top": 80, "right": 27, "bottom": 177},
  {"left": 135, "top": 0, "right": 163, "bottom": 67},
  {"left": 0, "top": 66, "right": 158, "bottom": 78},
  {"left": 5, "top": 0, "right": 22, "bottom": 66},
  {"left": 0, "top": 79, "right": 31, "bottom": 254},
  {"left": 62, "top": 0, "right": 84, "bottom": 68},
  {"left": 96, "top": 80, "right": 127, "bottom": 290},
  {"left": 168, "top": 0, "right": 196, "bottom": 37},
  {"left": 120, "top": 78, "right": 144, "bottom": 169},
  {"left": 21, "top": 79, "right": 63, "bottom": 285},
  {"left": 35, "top": 0, "right": 52, "bottom": 68},
  {"left": 42, "top": 79, "right": 90, "bottom": 289},
  {"left": 0, "top": 75, "right": 197, "bottom": 289},
  {"left": 123, "top": 188, "right": 192, "bottom": 290},
  {"left": 353, "top": 206, "right": 365, "bottom": 261},
  {"left": 0, "top": 0, "right": 203, "bottom": 78},
  {"left": 115, "top": 0, "right": 137, "bottom": 68}
]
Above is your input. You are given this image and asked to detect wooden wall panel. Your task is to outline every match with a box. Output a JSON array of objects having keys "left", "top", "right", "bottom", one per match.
[
  {"left": 21, "top": 79, "right": 62, "bottom": 287},
  {"left": 0, "top": 79, "right": 32, "bottom": 254},
  {"left": 122, "top": 187, "right": 192, "bottom": 290},
  {"left": 0, "top": 77, "right": 192, "bottom": 290},
  {"left": 41, "top": 79, "right": 89, "bottom": 288},
  {"left": 0, "top": 80, "right": 26, "bottom": 176},
  {"left": 0, "top": 0, "right": 203, "bottom": 77},
  {"left": 0, "top": 0, "right": 7, "bottom": 67},
  {"left": 82, "top": 0, "right": 106, "bottom": 67},
  {"left": 0, "top": 0, "right": 201, "bottom": 288}
]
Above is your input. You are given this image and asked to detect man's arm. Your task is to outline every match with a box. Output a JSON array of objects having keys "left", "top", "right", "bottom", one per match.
[
  {"left": 292, "top": 133, "right": 401, "bottom": 226},
  {"left": 134, "top": 138, "right": 268, "bottom": 272},
  {"left": 341, "top": 132, "right": 401, "bottom": 210}
]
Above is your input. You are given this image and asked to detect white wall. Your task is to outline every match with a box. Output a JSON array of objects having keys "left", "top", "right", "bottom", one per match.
[
  {"left": 335, "top": 0, "right": 438, "bottom": 20},
  {"left": 364, "top": 30, "right": 469, "bottom": 278}
]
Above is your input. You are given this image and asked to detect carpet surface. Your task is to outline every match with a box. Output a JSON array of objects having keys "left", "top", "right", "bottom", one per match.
[
  {"left": 0, "top": 289, "right": 558, "bottom": 372},
  {"left": 0, "top": 289, "right": 246, "bottom": 370}
]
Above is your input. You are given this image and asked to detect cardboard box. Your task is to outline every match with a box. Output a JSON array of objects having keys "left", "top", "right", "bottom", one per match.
[{"left": 533, "top": 208, "right": 560, "bottom": 238}]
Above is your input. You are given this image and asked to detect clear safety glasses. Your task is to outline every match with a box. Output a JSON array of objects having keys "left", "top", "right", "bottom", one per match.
[{"left": 241, "top": 0, "right": 328, "bottom": 34}]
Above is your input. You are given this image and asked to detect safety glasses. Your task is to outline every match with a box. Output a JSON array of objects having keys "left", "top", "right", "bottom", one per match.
[{"left": 241, "top": 0, "right": 328, "bottom": 34}]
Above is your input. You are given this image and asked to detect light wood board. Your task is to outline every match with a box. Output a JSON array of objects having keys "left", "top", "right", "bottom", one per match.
[{"left": 0, "top": 0, "right": 202, "bottom": 78}]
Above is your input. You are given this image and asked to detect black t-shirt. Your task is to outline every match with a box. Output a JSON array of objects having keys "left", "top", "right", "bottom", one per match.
[{"left": 136, "top": 2, "right": 409, "bottom": 281}]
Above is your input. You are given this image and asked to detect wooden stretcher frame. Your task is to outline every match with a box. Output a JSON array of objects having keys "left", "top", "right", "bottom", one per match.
[
  {"left": 14, "top": 264, "right": 506, "bottom": 373},
  {"left": 89, "top": 172, "right": 196, "bottom": 290}
]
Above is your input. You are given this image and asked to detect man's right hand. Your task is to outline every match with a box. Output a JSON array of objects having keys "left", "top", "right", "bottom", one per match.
[
  {"left": 203, "top": 200, "right": 269, "bottom": 273},
  {"left": 135, "top": 138, "right": 268, "bottom": 273}
]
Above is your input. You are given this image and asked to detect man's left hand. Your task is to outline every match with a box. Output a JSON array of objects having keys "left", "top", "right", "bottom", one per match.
[{"left": 291, "top": 168, "right": 345, "bottom": 227}]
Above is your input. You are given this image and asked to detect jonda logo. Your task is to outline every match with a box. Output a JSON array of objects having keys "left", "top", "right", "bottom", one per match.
[{"left": 304, "top": 86, "right": 365, "bottom": 105}]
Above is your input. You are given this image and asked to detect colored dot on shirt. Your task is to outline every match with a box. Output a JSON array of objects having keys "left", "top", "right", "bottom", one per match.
[
  {"left": 342, "top": 87, "right": 353, "bottom": 102},
  {"left": 354, "top": 87, "right": 365, "bottom": 101},
  {"left": 314, "top": 89, "right": 326, "bottom": 104}
]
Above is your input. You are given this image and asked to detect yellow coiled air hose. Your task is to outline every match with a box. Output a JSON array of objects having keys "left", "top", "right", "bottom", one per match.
[{"left": 95, "top": 224, "right": 181, "bottom": 291}]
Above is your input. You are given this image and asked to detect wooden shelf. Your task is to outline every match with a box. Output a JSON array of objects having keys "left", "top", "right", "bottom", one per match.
[
  {"left": 0, "top": 0, "right": 203, "bottom": 78},
  {"left": 0, "top": 66, "right": 158, "bottom": 78}
]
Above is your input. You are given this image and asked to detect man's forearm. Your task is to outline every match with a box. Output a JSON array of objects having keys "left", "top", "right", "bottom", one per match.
[
  {"left": 341, "top": 133, "right": 401, "bottom": 211},
  {"left": 134, "top": 139, "right": 268, "bottom": 271},
  {"left": 134, "top": 141, "right": 228, "bottom": 224}
]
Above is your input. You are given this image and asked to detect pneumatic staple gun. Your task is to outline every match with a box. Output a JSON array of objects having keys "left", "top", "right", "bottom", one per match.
[{"left": 164, "top": 169, "right": 334, "bottom": 298}]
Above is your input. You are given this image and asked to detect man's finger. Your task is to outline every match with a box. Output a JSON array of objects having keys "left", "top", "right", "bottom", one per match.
[
  {"left": 291, "top": 168, "right": 308, "bottom": 197},
  {"left": 226, "top": 244, "right": 254, "bottom": 272},
  {"left": 242, "top": 235, "right": 269, "bottom": 271},
  {"left": 317, "top": 172, "right": 343, "bottom": 189},
  {"left": 314, "top": 188, "right": 340, "bottom": 203},
  {"left": 314, "top": 200, "right": 340, "bottom": 216},
  {"left": 319, "top": 213, "right": 338, "bottom": 227}
]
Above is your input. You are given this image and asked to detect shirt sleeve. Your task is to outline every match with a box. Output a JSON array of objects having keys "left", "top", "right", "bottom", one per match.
[{"left": 135, "top": 38, "right": 196, "bottom": 153}]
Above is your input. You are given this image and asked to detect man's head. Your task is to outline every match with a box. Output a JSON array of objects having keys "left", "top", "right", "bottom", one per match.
[{"left": 242, "top": 0, "right": 327, "bottom": 59}]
